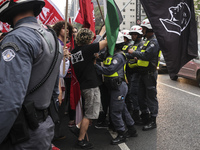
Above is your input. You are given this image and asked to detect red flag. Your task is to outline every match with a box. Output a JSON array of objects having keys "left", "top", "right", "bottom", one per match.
[
  {"left": 74, "top": 8, "right": 84, "bottom": 25},
  {"left": 37, "top": 0, "right": 64, "bottom": 25},
  {"left": 69, "top": 18, "right": 81, "bottom": 110},
  {"left": 78, "top": 0, "right": 96, "bottom": 35},
  {"left": 0, "top": 22, "right": 10, "bottom": 32}
]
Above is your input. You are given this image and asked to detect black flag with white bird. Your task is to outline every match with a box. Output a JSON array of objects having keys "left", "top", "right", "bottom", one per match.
[{"left": 140, "top": 0, "right": 198, "bottom": 79}]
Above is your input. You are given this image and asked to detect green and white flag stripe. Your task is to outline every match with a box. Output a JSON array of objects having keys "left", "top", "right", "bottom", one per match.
[{"left": 105, "top": 0, "right": 122, "bottom": 56}]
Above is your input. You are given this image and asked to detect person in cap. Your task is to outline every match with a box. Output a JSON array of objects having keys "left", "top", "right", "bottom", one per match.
[
  {"left": 121, "top": 29, "right": 133, "bottom": 52},
  {"left": 0, "top": 0, "right": 63, "bottom": 149},
  {"left": 128, "top": 19, "right": 160, "bottom": 131},
  {"left": 95, "top": 32, "right": 138, "bottom": 145},
  {"left": 70, "top": 28, "right": 107, "bottom": 149},
  {"left": 125, "top": 25, "right": 144, "bottom": 125}
]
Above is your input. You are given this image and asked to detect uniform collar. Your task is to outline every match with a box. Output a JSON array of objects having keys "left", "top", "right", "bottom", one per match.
[
  {"left": 14, "top": 17, "right": 38, "bottom": 29},
  {"left": 135, "top": 39, "right": 142, "bottom": 45},
  {"left": 147, "top": 34, "right": 155, "bottom": 41}
]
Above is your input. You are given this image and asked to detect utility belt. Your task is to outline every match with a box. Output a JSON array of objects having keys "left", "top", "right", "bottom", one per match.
[
  {"left": 104, "top": 77, "right": 125, "bottom": 90},
  {"left": 137, "top": 67, "right": 156, "bottom": 75},
  {"left": 35, "top": 108, "right": 49, "bottom": 123},
  {"left": 3, "top": 100, "right": 57, "bottom": 145}
]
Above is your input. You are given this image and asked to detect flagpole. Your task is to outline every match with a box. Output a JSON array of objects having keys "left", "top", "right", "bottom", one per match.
[
  {"left": 63, "top": 0, "right": 68, "bottom": 75},
  {"left": 120, "top": 0, "right": 132, "bottom": 12},
  {"left": 98, "top": 0, "right": 132, "bottom": 42},
  {"left": 96, "top": 0, "right": 105, "bottom": 24}
]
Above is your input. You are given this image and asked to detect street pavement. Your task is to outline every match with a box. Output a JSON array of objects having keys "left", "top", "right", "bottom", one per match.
[{"left": 53, "top": 74, "right": 200, "bottom": 150}]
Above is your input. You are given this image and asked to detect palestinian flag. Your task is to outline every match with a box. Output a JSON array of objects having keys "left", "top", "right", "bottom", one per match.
[{"left": 105, "top": 0, "right": 123, "bottom": 56}]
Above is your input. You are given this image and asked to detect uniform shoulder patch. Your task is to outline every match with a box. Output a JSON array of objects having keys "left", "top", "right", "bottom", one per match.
[
  {"left": 112, "top": 59, "right": 118, "bottom": 64},
  {"left": 2, "top": 49, "right": 16, "bottom": 61},
  {"left": 150, "top": 43, "right": 155, "bottom": 47}
]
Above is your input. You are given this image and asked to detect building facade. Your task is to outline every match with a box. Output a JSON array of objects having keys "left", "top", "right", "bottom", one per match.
[{"left": 115, "top": 0, "right": 146, "bottom": 30}]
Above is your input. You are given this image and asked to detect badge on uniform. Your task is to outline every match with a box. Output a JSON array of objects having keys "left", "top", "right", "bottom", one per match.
[
  {"left": 2, "top": 49, "right": 16, "bottom": 61},
  {"left": 113, "top": 59, "right": 118, "bottom": 64},
  {"left": 150, "top": 44, "right": 155, "bottom": 47}
]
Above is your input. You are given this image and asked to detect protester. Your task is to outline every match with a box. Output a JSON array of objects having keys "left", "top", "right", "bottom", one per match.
[
  {"left": 128, "top": 19, "right": 160, "bottom": 131},
  {"left": 0, "top": 0, "right": 63, "bottom": 149},
  {"left": 95, "top": 32, "right": 138, "bottom": 145},
  {"left": 94, "top": 25, "right": 111, "bottom": 129},
  {"left": 52, "top": 21, "right": 71, "bottom": 140},
  {"left": 70, "top": 28, "right": 107, "bottom": 149},
  {"left": 53, "top": 21, "right": 76, "bottom": 129}
]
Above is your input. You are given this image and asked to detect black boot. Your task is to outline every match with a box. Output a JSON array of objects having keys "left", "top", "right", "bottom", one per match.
[
  {"left": 142, "top": 116, "right": 157, "bottom": 131},
  {"left": 132, "top": 110, "right": 143, "bottom": 125},
  {"left": 110, "top": 131, "right": 126, "bottom": 145},
  {"left": 126, "top": 125, "right": 138, "bottom": 138},
  {"left": 140, "top": 112, "right": 150, "bottom": 125}
]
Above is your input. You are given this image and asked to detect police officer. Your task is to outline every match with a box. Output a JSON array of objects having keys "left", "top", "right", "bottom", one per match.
[
  {"left": 0, "top": 0, "right": 62, "bottom": 149},
  {"left": 121, "top": 29, "right": 133, "bottom": 53},
  {"left": 126, "top": 25, "right": 144, "bottom": 124},
  {"left": 95, "top": 32, "right": 137, "bottom": 145},
  {"left": 128, "top": 19, "right": 160, "bottom": 131}
]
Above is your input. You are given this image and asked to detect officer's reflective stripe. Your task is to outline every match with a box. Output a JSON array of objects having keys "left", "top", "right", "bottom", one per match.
[
  {"left": 137, "top": 41, "right": 150, "bottom": 67},
  {"left": 157, "top": 50, "right": 162, "bottom": 67},
  {"left": 143, "top": 41, "right": 150, "bottom": 46},
  {"left": 104, "top": 72, "right": 118, "bottom": 77},
  {"left": 128, "top": 46, "right": 138, "bottom": 68},
  {"left": 103, "top": 56, "right": 118, "bottom": 77},
  {"left": 122, "top": 45, "right": 129, "bottom": 51},
  {"left": 103, "top": 57, "right": 112, "bottom": 65},
  {"left": 131, "top": 46, "right": 137, "bottom": 51}
]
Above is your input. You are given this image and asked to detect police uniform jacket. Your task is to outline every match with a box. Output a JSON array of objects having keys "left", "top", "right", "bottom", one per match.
[
  {"left": 0, "top": 17, "right": 62, "bottom": 143},
  {"left": 130, "top": 35, "right": 160, "bottom": 73},
  {"left": 95, "top": 50, "right": 126, "bottom": 79}
]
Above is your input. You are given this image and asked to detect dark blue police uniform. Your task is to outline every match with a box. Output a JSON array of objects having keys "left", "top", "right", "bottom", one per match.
[
  {"left": 129, "top": 34, "right": 160, "bottom": 130},
  {"left": 0, "top": 17, "right": 62, "bottom": 149},
  {"left": 95, "top": 51, "right": 134, "bottom": 132}
]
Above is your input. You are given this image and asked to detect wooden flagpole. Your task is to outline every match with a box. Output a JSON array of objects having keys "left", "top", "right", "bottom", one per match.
[
  {"left": 63, "top": 0, "right": 68, "bottom": 75},
  {"left": 96, "top": 0, "right": 105, "bottom": 24}
]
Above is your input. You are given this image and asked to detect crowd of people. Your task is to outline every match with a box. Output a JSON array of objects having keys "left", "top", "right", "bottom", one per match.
[{"left": 0, "top": 0, "right": 161, "bottom": 150}]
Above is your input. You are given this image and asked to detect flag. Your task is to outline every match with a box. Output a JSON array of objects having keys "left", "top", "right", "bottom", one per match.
[
  {"left": 140, "top": 0, "right": 198, "bottom": 79},
  {"left": 0, "top": 22, "right": 10, "bottom": 32},
  {"left": 78, "top": 0, "right": 96, "bottom": 35},
  {"left": 37, "top": 0, "right": 64, "bottom": 25},
  {"left": 69, "top": 18, "right": 82, "bottom": 110},
  {"left": 69, "top": 63, "right": 81, "bottom": 110},
  {"left": 74, "top": 8, "right": 84, "bottom": 24},
  {"left": 105, "top": 0, "right": 123, "bottom": 56}
]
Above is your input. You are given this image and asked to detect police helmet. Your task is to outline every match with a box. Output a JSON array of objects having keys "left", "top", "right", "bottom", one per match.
[
  {"left": 116, "top": 31, "right": 124, "bottom": 44},
  {"left": 121, "top": 30, "right": 131, "bottom": 40},
  {"left": 0, "top": 0, "right": 45, "bottom": 24},
  {"left": 129, "top": 25, "right": 143, "bottom": 35},
  {"left": 141, "top": 19, "right": 152, "bottom": 30}
]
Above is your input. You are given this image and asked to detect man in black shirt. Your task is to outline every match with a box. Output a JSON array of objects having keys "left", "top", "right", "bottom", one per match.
[{"left": 71, "top": 28, "right": 107, "bottom": 149}]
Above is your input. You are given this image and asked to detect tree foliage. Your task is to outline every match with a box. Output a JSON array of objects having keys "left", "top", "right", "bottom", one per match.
[{"left": 94, "top": 6, "right": 104, "bottom": 32}]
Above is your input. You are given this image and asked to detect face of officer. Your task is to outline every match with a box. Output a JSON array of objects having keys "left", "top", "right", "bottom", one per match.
[
  {"left": 130, "top": 32, "right": 138, "bottom": 41},
  {"left": 142, "top": 27, "right": 147, "bottom": 37}
]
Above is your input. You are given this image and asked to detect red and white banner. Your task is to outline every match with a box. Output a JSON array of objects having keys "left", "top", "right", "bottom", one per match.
[
  {"left": 37, "top": 0, "right": 64, "bottom": 25},
  {"left": 0, "top": 0, "right": 64, "bottom": 32},
  {"left": 0, "top": 22, "right": 10, "bottom": 32}
]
